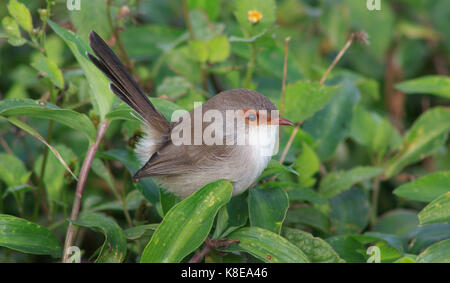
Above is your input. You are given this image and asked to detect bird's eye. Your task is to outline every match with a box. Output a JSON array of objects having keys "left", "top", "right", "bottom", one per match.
[{"left": 247, "top": 113, "right": 257, "bottom": 121}]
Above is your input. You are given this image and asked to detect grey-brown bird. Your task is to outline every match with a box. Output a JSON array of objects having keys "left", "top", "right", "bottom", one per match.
[{"left": 87, "top": 31, "right": 293, "bottom": 199}]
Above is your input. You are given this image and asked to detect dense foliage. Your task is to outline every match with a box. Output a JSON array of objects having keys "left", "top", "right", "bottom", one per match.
[{"left": 0, "top": 0, "right": 449, "bottom": 263}]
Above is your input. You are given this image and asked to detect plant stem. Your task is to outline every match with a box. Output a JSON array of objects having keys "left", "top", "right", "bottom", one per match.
[
  {"left": 370, "top": 177, "right": 380, "bottom": 227},
  {"left": 107, "top": 0, "right": 132, "bottom": 72},
  {"left": 280, "top": 31, "right": 368, "bottom": 162},
  {"left": 182, "top": 0, "right": 194, "bottom": 40},
  {"left": 280, "top": 37, "right": 291, "bottom": 117},
  {"left": 62, "top": 120, "right": 109, "bottom": 263},
  {"left": 244, "top": 42, "right": 256, "bottom": 88}
]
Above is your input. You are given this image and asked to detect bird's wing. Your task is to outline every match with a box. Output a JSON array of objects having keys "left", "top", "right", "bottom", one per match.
[{"left": 133, "top": 142, "right": 235, "bottom": 180}]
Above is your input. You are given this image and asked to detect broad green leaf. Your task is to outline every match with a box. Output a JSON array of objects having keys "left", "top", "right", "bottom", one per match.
[
  {"left": 74, "top": 213, "right": 127, "bottom": 263},
  {"left": 285, "top": 206, "right": 330, "bottom": 233},
  {"left": 208, "top": 35, "right": 230, "bottom": 63},
  {"left": 353, "top": 232, "right": 404, "bottom": 254},
  {"left": 350, "top": 106, "right": 401, "bottom": 159},
  {"left": 283, "top": 228, "right": 344, "bottom": 263},
  {"left": 225, "top": 227, "right": 309, "bottom": 263},
  {"left": 69, "top": 0, "right": 111, "bottom": 42},
  {"left": 417, "top": 239, "right": 450, "bottom": 263},
  {"left": 257, "top": 159, "right": 298, "bottom": 181},
  {"left": 319, "top": 166, "right": 383, "bottom": 199},
  {"left": 140, "top": 180, "right": 232, "bottom": 263},
  {"left": 2, "top": 184, "right": 35, "bottom": 198},
  {"left": 34, "top": 144, "right": 78, "bottom": 210},
  {"left": 124, "top": 224, "right": 159, "bottom": 240},
  {"left": 385, "top": 107, "right": 450, "bottom": 177},
  {"left": 396, "top": 75, "right": 450, "bottom": 99},
  {"left": 189, "top": 9, "right": 223, "bottom": 41},
  {"left": 212, "top": 194, "right": 248, "bottom": 239},
  {"left": 99, "top": 149, "right": 159, "bottom": 205},
  {"left": 418, "top": 192, "right": 450, "bottom": 225},
  {"left": 167, "top": 46, "right": 202, "bottom": 83},
  {"left": 7, "top": 0, "right": 33, "bottom": 33},
  {"left": 48, "top": 20, "right": 114, "bottom": 120},
  {"left": 394, "top": 171, "right": 450, "bottom": 202},
  {"left": 0, "top": 98, "right": 96, "bottom": 142},
  {"left": 0, "top": 153, "right": 31, "bottom": 187},
  {"left": 373, "top": 210, "right": 419, "bottom": 237},
  {"left": 409, "top": 224, "right": 450, "bottom": 254},
  {"left": 159, "top": 188, "right": 180, "bottom": 216},
  {"left": 2, "top": 16, "right": 26, "bottom": 46},
  {"left": 188, "top": 40, "right": 209, "bottom": 63},
  {"left": 285, "top": 185, "right": 327, "bottom": 205},
  {"left": 325, "top": 235, "right": 366, "bottom": 263},
  {"left": 5, "top": 117, "right": 78, "bottom": 180},
  {"left": 394, "top": 256, "right": 417, "bottom": 263},
  {"left": 121, "top": 25, "right": 184, "bottom": 58},
  {"left": 156, "top": 76, "right": 192, "bottom": 99},
  {"left": 284, "top": 82, "right": 339, "bottom": 123},
  {"left": 303, "top": 79, "right": 360, "bottom": 160},
  {"left": 249, "top": 187, "right": 288, "bottom": 234},
  {"left": 31, "top": 55, "right": 64, "bottom": 89},
  {"left": 0, "top": 214, "right": 61, "bottom": 257},
  {"left": 188, "top": 0, "right": 220, "bottom": 20},
  {"left": 295, "top": 142, "right": 320, "bottom": 187},
  {"left": 234, "top": 0, "right": 276, "bottom": 37},
  {"left": 330, "top": 188, "right": 370, "bottom": 235}
]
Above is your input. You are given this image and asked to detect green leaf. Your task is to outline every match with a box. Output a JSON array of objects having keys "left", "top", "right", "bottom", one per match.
[
  {"left": 225, "top": 227, "right": 309, "bottom": 263},
  {"left": 0, "top": 214, "right": 61, "bottom": 257},
  {"left": 373, "top": 210, "right": 419, "bottom": 237},
  {"left": 249, "top": 187, "right": 288, "bottom": 234},
  {"left": 159, "top": 188, "right": 180, "bottom": 217},
  {"left": 5, "top": 117, "right": 78, "bottom": 180},
  {"left": 31, "top": 55, "right": 65, "bottom": 89},
  {"left": 156, "top": 76, "right": 192, "bottom": 99},
  {"left": 2, "top": 16, "right": 26, "bottom": 46},
  {"left": 417, "top": 239, "right": 450, "bottom": 263},
  {"left": 69, "top": 0, "right": 111, "bottom": 42},
  {"left": 124, "top": 224, "right": 159, "bottom": 240},
  {"left": 0, "top": 98, "right": 96, "bottom": 142},
  {"left": 208, "top": 35, "right": 230, "bottom": 63},
  {"left": 48, "top": 20, "right": 114, "bottom": 120},
  {"left": 418, "top": 192, "right": 450, "bottom": 225},
  {"left": 188, "top": 0, "right": 220, "bottom": 20},
  {"left": 0, "top": 153, "right": 31, "bottom": 187},
  {"left": 285, "top": 206, "right": 330, "bottom": 233},
  {"left": 409, "top": 224, "right": 450, "bottom": 254},
  {"left": 353, "top": 232, "right": 404, "bottom": 254},
  {"left": 285, "top": 185, "right": 327, "bottom": 205},
  {"left": 396, "top": 75, "right": 450, "bottom": 99},
  {"left": 303, "top": 79, "right": 360, "bottom": 160},
  {"left": 283, "top": 228, "right": 344, "bottom": 263},
  {"left": 385, "top": 107, "right": 450, "bottom": 177},
  {"left": 295, "top": 142, "right": 320, "bottom": 187},
  {"left": 212, "top": 194, "right": 248, "bottom": 239},
  {"left": 350, "top": 106, "right": 400, "bottom": 159},
  {"left": 140, "top": 180, "right": 232, "bottom": 263},
  {"left": 319, "top": 166, "right": 383, "bottom": 199},
  {"left": 74, "top": 213, "right": 127, "bottom": 263},
  {"left": 284, "top": 82, "right": 339, "bottom": 123},
  {"left": 257, "top": 159, "right": 298, "bottom": 181},
  {"left": 7, "top": 0, "right": 33, "bottom": 33},
  {"left": 394, "top": 171, "right": 450, "bottom": 202},
  {"left": 188, "top": 40, "right": 209, "bottom": 63},
  {"left": 325, "top": 235, "right": 366, "bottom": 263},
  {"left": 330, "top": 188, "right": 370, "bottom": 235},
  {"left": 235, "top": 0, "right": 276, "bottom": 37}
]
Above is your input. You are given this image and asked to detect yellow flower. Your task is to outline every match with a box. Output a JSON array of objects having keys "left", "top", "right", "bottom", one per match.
[{"left": 247, "top": 10, "right": 262, "bottom": 24}]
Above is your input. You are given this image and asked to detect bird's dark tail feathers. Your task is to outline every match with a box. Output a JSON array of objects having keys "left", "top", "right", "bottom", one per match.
[{"left": 87, "top": 30, "right": 170, "bottom": 134}]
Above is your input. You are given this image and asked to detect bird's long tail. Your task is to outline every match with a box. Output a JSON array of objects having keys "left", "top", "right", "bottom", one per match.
[{"left": 87, "top": 30, "right": 169, "bottom": 134}]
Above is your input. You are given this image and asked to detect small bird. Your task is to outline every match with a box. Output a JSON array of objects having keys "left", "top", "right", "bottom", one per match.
[{"left": 87, "top": 31, "right": 293, "bottom": 199}]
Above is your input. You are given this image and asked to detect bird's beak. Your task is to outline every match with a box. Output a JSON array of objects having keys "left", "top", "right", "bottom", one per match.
[{"left": 278, "top": 116, "right": 294, "bottom": 126}]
